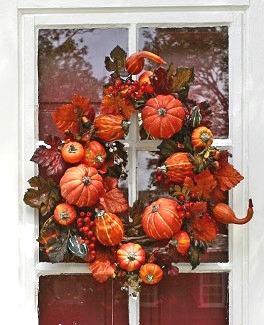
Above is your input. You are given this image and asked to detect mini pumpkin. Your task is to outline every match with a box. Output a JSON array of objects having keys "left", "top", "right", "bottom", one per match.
[
  {"left": 141, "top": 94, "right": 185, "bottom": 139},
  {"left": 139, "top": 263, "right": 163, "bottom": 285},
  {"left": 117, "top": 242, "right": 146, "bottom": 271},
  {"left": 191, "top": 126, "right": 214, "bottom": 148},
  {"left": 142, "top": 198, "right": 182, "bottom": 239},
  {"left": 54, "top": 202, "right": 77, "bottom": 225},
  {"left": 81, "top": 140, "right": 107, "bottom": 169},
  {"left": 158, "top": 152, "right": 194, "bottom": 183},
  {"left": 61, "top": 141, "right": 84, "bottom": 164},
  {"left": 94, "top": 208, "right": 124, "bottom": 246},
  {"left": 170, "top": 230, "right": 191, "bottom": 255},
  {"left": 60, "top": 164, "right": 104, "bottom": 207},
  {"left": 94, "top": 114, "right": 130, "bottom": 141}
]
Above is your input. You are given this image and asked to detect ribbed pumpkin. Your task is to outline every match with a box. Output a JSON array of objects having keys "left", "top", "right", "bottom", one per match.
[
  {"left": 94, "top": 114, "right": 130, "bottom": 141},
  {"left": 158, "top": 152, "right": 193, "bottom": 183},
  {"left": 141, "top": 94, "right": 185, "bottom": 139},
  {"left": 81, "top": 140, "right": 107, "bottom": 169},
  {"left": 94, "top": 208, "right": 124, "bottom": 246},
  {"left": 60, "top": 164, "right": 104, "bottom": 207},
  {"left": 139, "top": 263, "right": 163, "bottom": 285},
  {"left": 142, "top": 198, "right": 182, "bottom": 239}
]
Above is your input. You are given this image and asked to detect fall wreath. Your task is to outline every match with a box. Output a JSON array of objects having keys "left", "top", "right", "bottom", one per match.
[{"left": 24, "top": 46, "right": 253, "bottom": 294}]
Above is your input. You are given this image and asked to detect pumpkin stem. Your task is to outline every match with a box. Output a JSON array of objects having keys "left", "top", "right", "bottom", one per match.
[
  {"left": 157, "top": 165, "right": 167, "bottom": 174},
  {"left": 151, "top": 204, "right": 160, "bottom": 213},
  {"left": 95, "top": 208, "right": 105, "bottom": 218},
  {"left": 158, "top": 107, "right": 167, "bottom": 116},
  {"left": 122, "top": 120, "right": 131, "bottom": 131},
  {"left": 82, "top": 176, "right": 91, "bottom": 186},
  {"left": 127, "top": 252, "right": 136, "bottom": 261},
  {"left": 146, "top": 274, "right": 154, "bottom": 283}
]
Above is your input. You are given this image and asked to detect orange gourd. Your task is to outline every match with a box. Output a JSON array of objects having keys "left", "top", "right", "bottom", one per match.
[
  {"left": 125, "top": 51, "right": 165, "bottom": 75},
  {"left": 94, "top": 114, "right": 130, "bottom": 141},
  {"left": 139, "top": 263, "right": 163, "bottom": 285}
]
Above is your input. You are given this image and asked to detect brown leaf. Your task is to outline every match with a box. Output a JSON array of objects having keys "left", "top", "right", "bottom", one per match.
[
  {"left": 23, "top": 176, "right": 61, "bottom": 216},
  {"left": 169, "top": 66, "right": 194, "bottom": 93},
  {"left": 214, "top": 162, "right": 244, "bottom": 191},
  {"left": 189, "top": 213, "right": 218, "bottom": 242},
  {"left": 37, "top": 216, "right": 61, "bottom": 245}
]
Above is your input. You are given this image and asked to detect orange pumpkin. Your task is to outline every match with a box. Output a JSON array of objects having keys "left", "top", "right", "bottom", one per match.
[
  {"left": 117, "top": 242, "right": 146, "bottom": 271},
  {"left": 158, "top": 152, "right": 193, "bottom": 183},
  {"left": 81, "top": 140, "right": 107, "bottom": 169},
  {"left": 54, "top": 202, "right": 77, "bottom": 226},
  {"left": 170, "top": 230, "right": 191, "bottom": 255},
  {"left": 139, "top": 263, "right": 163, "bottom": 285},
  {"left": 60, "top": 164, "right": 104, "bottom": 207},
  {"left": 94, "top": 114, "right": 130, "bottom": 141},
  {"left": 141, "top": 94, "right": 185, "bottom": 139},
  {"left": 191, "top": 126, "right": 214, "bottom": 148},
  {"left": 142, "top": 198, "right": 182, "bottom": 239},
  {"left": 94, "top": 208, "right": 124, "bottom": 246}
]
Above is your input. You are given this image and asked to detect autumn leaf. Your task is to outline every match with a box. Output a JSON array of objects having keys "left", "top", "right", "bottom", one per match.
[
  {"left": 188, "top": 213, "right": 218, "bottom": 242},
  {"left": 102, "top": 176, "right": 118, "bottom": 191},
  {"left": 184, "top": 169, "right": 217, "bottom": 200},
  {"left": 99, "top": 188, "right": 129, "bottom": 213},
  {"left": 214, "top": 162, "right": 244, "bottom": 191},
  {"left": 101, "top": 94, "right": 135, "bottom": 120},
  {"left": 46, "top": 233, "right": 69, "bottom": 263},
  {"left": 37, "top": 216, "right": 61, "bottom": 245},
  {"left": 89, "top": 248, "right": 116, "bottom": 283},
  {"left": 30, "top": 144, "right": 67, "bottom": 177},
  {"left": 23, "top": 176, "right": 61, "bottom": 216},
  {"left": 188, "top": 201, "right": 207, "bottom": 217},
  {"left": 104, "top": 45, "right": 127, "bottom": 76},
  {"left": 52, "top": 94, "right": 93, "bottom": 135},
  {"left": 168, "top": 65, "right": 194, "bottom": 94}
]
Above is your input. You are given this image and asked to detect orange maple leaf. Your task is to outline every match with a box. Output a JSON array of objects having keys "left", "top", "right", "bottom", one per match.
[
  {"left": 188, "top": 201, "right": 207, "bottom": 217},
  {"left": 99, "top": 187, "right": 129, "bottom": 213},
  {"left": 101, "top": 94, "right": 135, "bottom": 120},
  {"left": 214, "top": 162, "right": 244, "bottom": 191},
  {"left": 89, "top": 248, "right": 116, "bottom": 283},
  {"left": 184, "top": 169, "right": 217, "bottom": 200},
  {"left": 52, "top": 94, "right": 93, "bottom": 134},
  {"left": 189, "top": 213, "right": 218, "bottom": 242}
]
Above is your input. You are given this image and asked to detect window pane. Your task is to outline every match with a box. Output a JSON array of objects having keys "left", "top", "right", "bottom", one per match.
[
  {"left": 38, "top": 275, "right": 129, "bottom": 325},
  {"left": 140, "top": 273, "right": 228, "bottom": 325},
  {"left": 38, "top": 28, "right": 129, "bottom": 140},
  {"left": 139, "top": 27, "right": 229, "bottom": 138}
]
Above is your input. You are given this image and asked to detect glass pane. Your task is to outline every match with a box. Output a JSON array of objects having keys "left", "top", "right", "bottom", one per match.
[
  {"left": 140, "top": 273, "right": 228, "bottom": 325},
  {"left": 38, "top": 275, "right": 129, "bottom": 325},
  {"left": 137, "top": 151, "right": 228, "bottom": 263},
  {"left": 38, "top": 28, "right": 129, "bottom": 140},
  {"left": 139, "top": 27, "right": 229, "bottom": 138}
]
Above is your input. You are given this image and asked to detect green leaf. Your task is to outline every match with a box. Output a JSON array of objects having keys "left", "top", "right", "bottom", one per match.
[{"left": 23, "top": 176, "right": 61, "bottom": 216}]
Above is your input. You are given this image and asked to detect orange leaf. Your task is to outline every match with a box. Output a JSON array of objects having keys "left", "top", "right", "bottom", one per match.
[
  {"left": 214, "top": 162, "right": 244, "bottom": 191},
  {"left": 99, "top": 188, "right": 129, "bottom": 213},
  {"left": 184, "top": 169, "right": 217, "bottom": 200},
  {"left": 101, "top": 94, "right": 135, "bottom": 120},
  {"left": 89, "top": 249, "right": 116, "bottom": 283},
  {"left": 189, "top": 213, "right": 218, "bottom": 242},
  {"left": 103, "top": 176, "right": 118, "bottom": 191},
  {"left": 188, "top": 202, "right": 207, "bottom": 216}
]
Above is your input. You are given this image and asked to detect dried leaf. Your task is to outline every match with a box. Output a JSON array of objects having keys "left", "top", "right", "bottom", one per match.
[
  {"left": 46, "top": 235, "right": 68, "bottom": 263},
  {"left": 89, "top": 248, "right": 116, "bottom": 282},
  {"left": 23, "top": 176, "right": 61, "bottom": 216},
  {"left": 189, "top": 213, "right": 218, "bottom": 242},
  {"left": 37, "top": 216, "right": 61, "bottom": 245},
  {"left": 99, "top": 188, "right": 128, "bottom": 213},
  {"left": 104, "top": 45, "right": 127, "bottom": 76},
  {"left": 170, "top": 66, "right": 194, "bottom": 94},
  {"left": 184, "top": 169, "right": 217, "bottom": 200},
  {"left": 188, "top": 201, "right": 207, "bottom": 216},
  {"left": 214, "top": 162, "right": 244, "bottom": 191},
  {"left": 101, "top": 95, "right": 135, "bottom": 120}
]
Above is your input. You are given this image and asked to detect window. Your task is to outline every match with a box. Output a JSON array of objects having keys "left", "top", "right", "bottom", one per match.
[{"left": 20, "top": 6, "right": 247, "bottom": 325}]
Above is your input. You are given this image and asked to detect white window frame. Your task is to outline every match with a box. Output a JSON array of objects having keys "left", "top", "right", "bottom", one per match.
[{"left": 18, "top": 2, "right": 250, "bottom": 324}]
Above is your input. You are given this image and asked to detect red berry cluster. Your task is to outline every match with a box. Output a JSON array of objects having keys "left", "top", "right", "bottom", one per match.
[
  {"left": 176, "top": 193, "right": 197, "bottom": 219},
  {"left": 106, "top": 78, "right": 154, "bottom": 101},
  {"left": 77, "top": 211, "right": 97, "bottom": 257}
]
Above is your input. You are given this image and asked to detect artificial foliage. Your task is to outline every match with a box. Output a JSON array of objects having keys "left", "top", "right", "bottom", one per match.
[{"left": 24, "top": 46, "right": 253, "bottom": 295}]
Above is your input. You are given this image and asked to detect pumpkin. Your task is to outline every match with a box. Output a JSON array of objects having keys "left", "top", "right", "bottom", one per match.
[
  {"left": 81, "top": 140, "right": 107, "bottom": 169},
  {"left": 139, "top": 263, "right": 163, "bottom": 285},
  {"left": 94, "top": 208, "right": 124, "bottom": 246},
  {"left": 191, "top": 126, "right": 214, "bottom": 148},
  {"left": 94, "top": 114, "right": 130, "bottom": 141},
  {"left": 141, "top": 94, "right": 185, "bottom": 139},
  {"left": 60, "top": 164, "right": 104, "bottom": 207},
  {"left": 54, "top": 202, "right": 77, "bottom": 226},
  {"left": 117, "top": 242, "right": 146, "bottom": 271},
  {"left": 61, "top": 141, "right": 84, "bottom": 164},
  {"left": 142, "top": 198, "right": 182, "bottom": 239},
  {"left": 170, "top": 230, "right": 191, "bottom": 255},
  {"left": 158, "top": 152, "right": 194, "bottom": 183},
  {"left": 125, "top": 51, "right": 165, "bottom": 75},
  {"left": 213, "top": 199, "right": 254, "bottom": 225}
]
